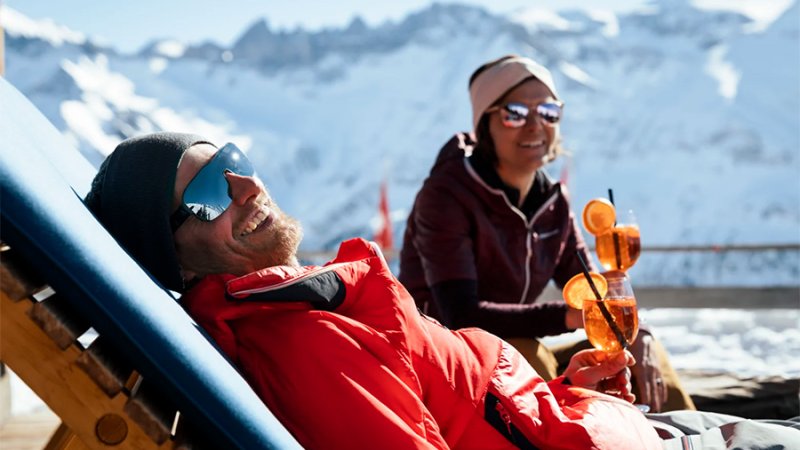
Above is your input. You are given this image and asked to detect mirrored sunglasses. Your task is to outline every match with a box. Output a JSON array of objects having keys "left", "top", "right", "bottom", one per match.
[
  {"left": 487, "top": 101, "right": 564, "bottom": 128},
  {"left": 170, "top": 143, "right": 255, "bottom": 232}
]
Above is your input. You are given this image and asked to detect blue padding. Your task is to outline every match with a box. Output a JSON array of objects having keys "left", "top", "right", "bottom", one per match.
[{"left": 0, "top": 79, "right": 301, "bottom": 450}]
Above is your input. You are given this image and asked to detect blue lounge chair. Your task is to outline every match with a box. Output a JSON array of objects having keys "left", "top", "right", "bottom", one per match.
[{"left": 0, "top": 77, "right": 301, "bottom": 449}]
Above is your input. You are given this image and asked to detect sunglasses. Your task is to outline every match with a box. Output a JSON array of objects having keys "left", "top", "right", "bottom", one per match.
[
  {"left": 170, "top": 143, "right": 255, "bottom": 232},
  {"left": 486, "top": 101, "right": 564, "bottom": 128}
]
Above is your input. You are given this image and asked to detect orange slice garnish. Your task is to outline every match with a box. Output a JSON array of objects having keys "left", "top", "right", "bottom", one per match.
[
  {"left": 563, "top": 272, "right": 608, "bottom": 310},
  {"left": 582, "top": 198, "right": 616, "bottom": 236}
]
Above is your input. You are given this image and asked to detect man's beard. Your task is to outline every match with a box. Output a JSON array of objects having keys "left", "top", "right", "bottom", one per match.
[{"left": 265, "top": 212, "right": 303, "bottom": 268}]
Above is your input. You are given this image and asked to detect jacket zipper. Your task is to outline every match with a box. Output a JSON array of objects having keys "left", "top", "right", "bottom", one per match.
[
  {"left": 521, "top": 193, "right": 560, "bottom": 303},
  {"left": 463, "top": 159, "right": 560, "bottom": 305}
]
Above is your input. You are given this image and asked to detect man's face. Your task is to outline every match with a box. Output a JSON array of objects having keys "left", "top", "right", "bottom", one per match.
[{"left": 172, "top": 143, "right": 302, "bottom": 280}]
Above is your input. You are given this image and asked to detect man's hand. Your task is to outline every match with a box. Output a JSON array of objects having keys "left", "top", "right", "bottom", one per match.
[
  {"left": 629, "top": 332, "right": 668, "bottom": 412},
  {"left": 562, "top": 349, "right": 636, "bottom": 403}
]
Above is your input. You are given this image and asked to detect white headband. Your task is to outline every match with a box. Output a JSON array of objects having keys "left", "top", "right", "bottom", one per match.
[{"left": 469, "top": 56, "right": 559, "bottom": 131}]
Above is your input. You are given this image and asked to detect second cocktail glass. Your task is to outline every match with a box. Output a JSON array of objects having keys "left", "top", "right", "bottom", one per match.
[{"left": 595, "top": 210, "right": 641, "bottom": 272}]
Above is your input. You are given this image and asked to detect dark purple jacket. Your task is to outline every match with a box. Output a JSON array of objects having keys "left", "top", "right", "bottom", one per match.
[{"left": 399, "top": 132, "right": 595, "bottom": 338}]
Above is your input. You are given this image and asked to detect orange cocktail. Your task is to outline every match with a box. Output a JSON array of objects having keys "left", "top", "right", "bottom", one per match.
[
  {"left": 595, "top": 224, "right": 641, "bottom": 271},
  {"left": 583, "top": 296, "right": 638, "bottom": 353},
  {"left": 564, "top": 269, "right": 639, "bottom": 354}
]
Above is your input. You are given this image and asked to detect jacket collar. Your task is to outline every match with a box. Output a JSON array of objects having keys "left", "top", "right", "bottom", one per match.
[
  {"left": 221, "top": 238, "right": 382, "bottom": 311},
  {"left": 467, "top": 152, "right": 552, "bottom": 218}
]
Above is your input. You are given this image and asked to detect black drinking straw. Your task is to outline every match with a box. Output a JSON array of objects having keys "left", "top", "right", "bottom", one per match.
[
  {"left": 612, "top": 234, "right": 623, "bottom": 270},
  {"left": 607, "top": 188, "right": 615, "bottom": 211},
  {"left": 608, "top": 188, "right": 623, "bottom": 270},
  {"left": 575, "top": 251, "right": 629, "bottom": 350}
]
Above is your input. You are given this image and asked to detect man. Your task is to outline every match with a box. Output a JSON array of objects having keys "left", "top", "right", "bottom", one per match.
[{"left": 85, "top": 133, "right": 797, "bottom": 449}]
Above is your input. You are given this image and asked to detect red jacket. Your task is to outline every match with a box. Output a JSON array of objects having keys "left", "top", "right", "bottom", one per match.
[{"left": 182, "top": 239, "right": 660, "bottom": 449}]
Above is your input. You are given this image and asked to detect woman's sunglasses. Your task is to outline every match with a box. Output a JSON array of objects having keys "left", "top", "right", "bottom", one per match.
[
  {"left": 170, "top": 143, "right": 255, "bottom": 232},
  {"left": 486, "top": 101, "right": 564, "bottom": 128}
]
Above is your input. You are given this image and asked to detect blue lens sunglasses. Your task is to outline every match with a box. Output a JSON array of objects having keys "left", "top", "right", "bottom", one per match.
[{"left": 170, "top": 143, "right": 255, "bottom": 232}]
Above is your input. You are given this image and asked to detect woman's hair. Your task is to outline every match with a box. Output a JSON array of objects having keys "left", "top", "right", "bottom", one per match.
[{"left": 468, "top": 55, "right": 564, "bottom": 166}]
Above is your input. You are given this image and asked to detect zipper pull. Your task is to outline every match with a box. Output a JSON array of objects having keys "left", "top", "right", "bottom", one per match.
[{"left": 495, "top": 400, "right": 513, "bottom": 437}]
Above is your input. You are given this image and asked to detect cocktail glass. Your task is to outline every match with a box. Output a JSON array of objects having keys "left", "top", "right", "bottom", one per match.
[
  {"left": 595, "top": 210, "right": 640, "bottom": 271},
  {"left": 582, "top": 271, "right": 640, "bottom": 403},
  {"left": 582, "top": 271, "right": 639, "bottom": 353}
]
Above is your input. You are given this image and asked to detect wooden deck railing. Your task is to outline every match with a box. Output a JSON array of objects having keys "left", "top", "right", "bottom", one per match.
[
  {"left": 631, "top": 286, "right": 798, "bottom": 309},
  {"left": 297, "top": 243, "right": 800, "bottom": 261},
  {"left": 624, "top": 243, "right": 800, "bottom": 253}
]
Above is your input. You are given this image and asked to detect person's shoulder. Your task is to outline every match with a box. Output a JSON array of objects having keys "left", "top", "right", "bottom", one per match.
[
  {"left": 416, "top": 133, "right": 473, "bottom": 191},
  {"left": 430, "top": 132, "right": 475, "bottom": 172},
  {"left": 536, "top": 169, "right": 556, "bottom": 190},
  {"left": 538, "top": 169, "right": 569, "bottom": 200}
]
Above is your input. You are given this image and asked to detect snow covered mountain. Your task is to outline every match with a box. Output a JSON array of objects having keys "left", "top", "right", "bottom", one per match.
[{"left": 3, "top": 1, "right": 798, "bottom": 286}]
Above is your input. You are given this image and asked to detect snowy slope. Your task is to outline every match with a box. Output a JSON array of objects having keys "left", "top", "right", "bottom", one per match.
[{"left": 3, "top": 1, "right": 798, "bottom": 286}]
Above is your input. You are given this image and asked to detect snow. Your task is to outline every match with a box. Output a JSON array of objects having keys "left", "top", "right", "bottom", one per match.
[
  {"left": 9, "top": 307, "right": 799, "bottom": 415},
  {"left": 60, "top": 100, "right": 120, "bottom": 154},
  {"left": 149, "top": 57, "right": 169, "bottom": 74},
  {"left": 1, "top": 5, "right": 86, "bottom": 47},
  {"left": 509, "top": 8, "right": 573, "bottom": 31},
  {"left": 558, "top": 60, "right": 598, "bottom": 88},
  {"left": 704, "top": 45, "right": 741, "bottom": 101},
  {"left": 2, "top": 0, "right": 798, "bottom": 421},
  {"left": 544, "top": 308, "right": 800, "bottom": 378},
  {"left": 3, "top": 3, "right": 798, "bottom": 287},
  {"left": 154, "top": 40, "right": 186, "bottom": 58},
  {"left": 586, "top": 10, "right": 621, "bottom": 37},
  {"left": 692, "top": 0, "right": 795, "bottom": 33}
]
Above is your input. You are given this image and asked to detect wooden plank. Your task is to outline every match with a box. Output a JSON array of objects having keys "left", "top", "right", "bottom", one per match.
[
  {"left": 29, "top": 294, "right": 91, "bottom": 350},
  {"left": 44, "top": 423, "right": 92, "bottom": 450},
  {"left": 123, "top": 380, "right": 177, "bottom": 445},
  {"left": 0, "top": 290, "right": 172, "bottom": 449},
  {"left": 171, "top": 414, "right": 200, "bottom": 450},
  {"left": 0, "top": 248, "right": 45, "bottom": 302},
  {"left": 76, "top": 337, "right": 135, "bottom": 397}
]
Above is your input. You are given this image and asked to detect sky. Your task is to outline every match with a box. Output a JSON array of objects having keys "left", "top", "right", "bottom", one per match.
[{"left": 5, "top": 0, "right": 794, "bottom": 53}]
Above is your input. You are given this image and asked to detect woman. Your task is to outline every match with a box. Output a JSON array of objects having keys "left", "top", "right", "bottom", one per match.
[{"left": 399, "top": 54, "right": 693, "bottom": 412}]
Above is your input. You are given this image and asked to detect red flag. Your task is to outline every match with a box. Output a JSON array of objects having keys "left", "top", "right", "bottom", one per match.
[{"left": 374, "top": 181, "right": 393, "bottom": 251}]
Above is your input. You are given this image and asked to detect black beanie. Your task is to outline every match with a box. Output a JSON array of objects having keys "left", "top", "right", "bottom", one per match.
[{"left": 85, "top": 132, "right": 215, "bottom": 292}]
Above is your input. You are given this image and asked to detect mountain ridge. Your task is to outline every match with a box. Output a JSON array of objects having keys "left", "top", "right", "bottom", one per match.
[{"left": 3, "top": 2, "right": 798, "bottom": 286}]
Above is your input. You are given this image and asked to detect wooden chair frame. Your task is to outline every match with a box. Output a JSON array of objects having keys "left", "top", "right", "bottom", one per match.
[{"left": 0, "top": 77, "right": 300, "bottom": 450}]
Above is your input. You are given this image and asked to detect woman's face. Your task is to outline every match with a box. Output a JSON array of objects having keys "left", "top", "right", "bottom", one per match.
[{"left": 487, "top": 78, "right": 560, "bottom": 176}]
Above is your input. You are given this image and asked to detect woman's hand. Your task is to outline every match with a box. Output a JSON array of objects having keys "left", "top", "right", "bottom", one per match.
[
  {"left": 562, "top": 349, "right": 636, "bottom": 403},
  {"left": 629, "top": 332, "right": 668, "bottom": 412}
]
